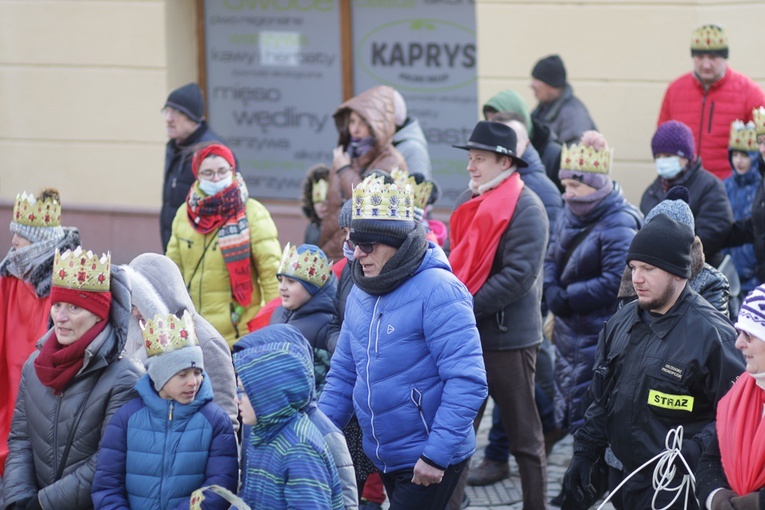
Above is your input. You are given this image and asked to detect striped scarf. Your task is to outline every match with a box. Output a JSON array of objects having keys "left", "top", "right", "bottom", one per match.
[{"left": 186, "top": 173, "right": 253, "bottom": 306}]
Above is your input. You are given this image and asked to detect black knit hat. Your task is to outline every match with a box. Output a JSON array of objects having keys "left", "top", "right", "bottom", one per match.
[
  {"left": 165, "top": 83, "right": 204, "bottom": 123},
  {"left": 531, "top": 55, "right": 567, "bottom": 88},
  {"left": 350, "top": 219, "right": 415, "bottom": 249},
  {"left": 626, "top": 214, "right": 694, "bottom": 279}
]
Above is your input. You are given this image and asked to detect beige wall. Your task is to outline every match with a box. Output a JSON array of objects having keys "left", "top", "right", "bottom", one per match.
[
  {"left": 2, "top": 0, "right": 764, "bottom": 260},
  {"left": 477, "top": 0, "right": 765, "bottom": 205}
]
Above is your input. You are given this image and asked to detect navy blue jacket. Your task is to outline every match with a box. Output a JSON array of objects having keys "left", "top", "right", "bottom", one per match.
[
  {"left": 545, "top": 184, "right": 641, "bottom": 432},
  {"left": 518, "top": 144, "right": 563, "bottom": 232}
]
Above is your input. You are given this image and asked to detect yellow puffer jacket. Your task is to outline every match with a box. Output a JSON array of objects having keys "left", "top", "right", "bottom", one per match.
[{"left": 166, "top": 198, "right": 281, "bottom": 348}]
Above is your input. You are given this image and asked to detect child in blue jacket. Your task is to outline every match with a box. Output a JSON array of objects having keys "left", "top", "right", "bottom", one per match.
[{"left": 92, "top": 311, "right": 238, "bottom": 509}]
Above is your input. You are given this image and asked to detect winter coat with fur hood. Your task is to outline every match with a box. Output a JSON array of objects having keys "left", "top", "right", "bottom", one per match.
[
  {"left": 123, "top": 253, "right": 239, "bottom": 431},
  {"left": 2, "top": 267, "right": 145, "bottom": 510},
  {"left": 319, "top": 85, "right": 408, "bottom": 261}
]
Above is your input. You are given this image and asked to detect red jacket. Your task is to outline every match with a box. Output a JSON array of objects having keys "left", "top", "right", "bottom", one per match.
[{"left": 658, "top": 67, "right": 765, "bottom": 180}]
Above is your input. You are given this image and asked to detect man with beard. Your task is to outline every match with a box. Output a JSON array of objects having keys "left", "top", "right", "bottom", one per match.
[{"left": 562, "top": 214, "right": 744, "bottom": 510}]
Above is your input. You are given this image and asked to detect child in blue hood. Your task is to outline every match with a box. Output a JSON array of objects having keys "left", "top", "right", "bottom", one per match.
[
  {"left": 234, "top": 324, "right": 344, "bottom": 509},
  {"left": 92, "top": 311, "right": 238, "bottom": 510}
]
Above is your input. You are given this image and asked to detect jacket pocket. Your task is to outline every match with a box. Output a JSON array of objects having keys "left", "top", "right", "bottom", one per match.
[{"left": 410, "top": 387, "right": 430, "bottom": 434}]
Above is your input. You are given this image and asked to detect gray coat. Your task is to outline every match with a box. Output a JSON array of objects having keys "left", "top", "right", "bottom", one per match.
[
  {"left": 532, "top": 85, "right": 597, "bottom": 145},
  {"left": 123, "top": 253, "right": 239, "bottom": 431},
  {"left": 2, "top": 268, "right": 144, "bottom": 510},
  {"left": 392, "top": 116, "right": 432, "bottom": 179}
]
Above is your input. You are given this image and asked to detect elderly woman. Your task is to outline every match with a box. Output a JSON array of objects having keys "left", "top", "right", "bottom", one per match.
[
  {"left": 166, "top": 142, "right": 281, "bottom": 348},
  {"left": 2, "top": 246, "right": 144, "bottom": 510},
  {"left": 696, "top": 284, "right": 765, "bottom": 510},
  {"left": 0, "top": 188, "right": 80, "bottom": 475}
]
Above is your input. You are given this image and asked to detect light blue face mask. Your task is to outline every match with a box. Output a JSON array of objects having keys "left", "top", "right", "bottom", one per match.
[
  {"left": 199, "top": 175, "right": 233, "bottom": 196},
  {"left": 343, "top": 241, "right": 355, "bottom": 262},
  {"left": 655, "top": 156, "right": 684, "bottom": 179}
]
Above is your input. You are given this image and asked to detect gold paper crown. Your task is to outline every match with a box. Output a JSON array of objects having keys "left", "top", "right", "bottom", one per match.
[
  {"left": 560, "top": 143, "right": 612, "bottom": 174},
  {"left": 391, "top": 169, "right": 434, "bottom": 211},
  {"left": 753, "top": 107, "right": 765, "bottom": 136},
  {"left": 729, "top": 120, "right": 758, "bottom": 152},
  {"left": 142, "top": 310, "right": 199, "bottom": 358},
  {"left": 52, "top": 247, "right": 111, "bottom": 292},
  {"left": 277, "top": 243, "right": 331, "bottom": 288},
  {"left": 352, "top": 175, "right": 413, "bottom": 221},
  {"left": 691, "top": 25, "right": 728, "bottom": 51},
  {"left": 311, "top": 179, "right": 328, "bottom": 204},
  {"left": 13, "top": 192, "right": 61, "bottom": 228}
]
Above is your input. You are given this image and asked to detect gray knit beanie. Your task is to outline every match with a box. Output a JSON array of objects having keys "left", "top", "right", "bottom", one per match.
[
  {"left": 148, "top": 345, "right": 204, "bottom": 393},
  {"left": 338, "top": 200, "right": 353, "bottom": 229},
  {"left": 644, "top": 186, "right": 695, "bottom": 232}
]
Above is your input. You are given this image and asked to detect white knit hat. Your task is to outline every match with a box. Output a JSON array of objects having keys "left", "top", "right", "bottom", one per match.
[{"left": 736, "top": 285, "right": 765, "bottom": 342}]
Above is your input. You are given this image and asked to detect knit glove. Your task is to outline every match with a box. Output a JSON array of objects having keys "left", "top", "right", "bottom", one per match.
[
  {"left": 546, "top": 285, "right": 572, "bottom": 317},
  {"left": 562, "top": 454, "right": 596, "bottom": 504},
  {"left": 712, "top": 490, "right": 737, "bottom": 510},
  {"left": 732, "top": 492, "right": 761, "bottom": 510}
]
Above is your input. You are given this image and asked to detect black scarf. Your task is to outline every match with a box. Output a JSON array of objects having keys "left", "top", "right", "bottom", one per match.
[{"left": 351, "top": 224, "right": 428, "bottom": 296}]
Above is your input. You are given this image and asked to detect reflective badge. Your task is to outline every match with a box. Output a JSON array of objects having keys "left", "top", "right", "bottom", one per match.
[{"left": 648, "top": 390, "right": 694, "bottom": 412}]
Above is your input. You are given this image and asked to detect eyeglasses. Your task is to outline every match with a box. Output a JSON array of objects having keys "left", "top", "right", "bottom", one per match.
[
  {"left": 737, "top": 328, "right": 755, "bottom": 344},
  {"left": 198, "top": 167, "right": 233, "bottom": 179},
  {"left": 345, "top": 239, "right": 376, "bottom": 254}
]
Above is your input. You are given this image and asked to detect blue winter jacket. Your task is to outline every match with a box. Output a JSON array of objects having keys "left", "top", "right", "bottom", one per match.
[
  {"left": 91, "top": 373, "right": 238, "bottom": 510},
  {"left": 723, "top": 152, "right": 762, "bottom": 295},
  {"left": 318, "top": 244, "right": 488, "bottom": 473},
  {"left": 544, "top": 184, "right": 642, "bottom": 432}
]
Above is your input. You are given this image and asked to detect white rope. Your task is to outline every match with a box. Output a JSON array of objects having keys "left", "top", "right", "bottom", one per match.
[{"left": 595, "top": 426, "right": 697, "bottom": 510}]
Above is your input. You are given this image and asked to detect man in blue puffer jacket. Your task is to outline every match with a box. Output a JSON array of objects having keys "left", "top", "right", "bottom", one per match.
[
  {"left": 91, "top": 311, "right": 238, "bottom": 510},
  {"left": 319, "top": 176, "right": 487, "bottom": 510}
]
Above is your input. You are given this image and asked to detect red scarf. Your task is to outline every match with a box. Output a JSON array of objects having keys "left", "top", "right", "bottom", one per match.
[
  {"left": 449, "top": 173, "right": 524, "bottom": 295},
  {"left": 717, "top": 372, "right": 765, "bottom": 494},
  {"left": 188, "top": 143, "right": 254, "bottom": 307},
  {"left": 34, "top": 320, "right": 108, "bottom": 393}
]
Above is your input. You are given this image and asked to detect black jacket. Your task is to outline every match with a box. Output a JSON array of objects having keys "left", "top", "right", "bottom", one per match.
[
  {"left": 530, "top": 118, "right": 563, "bottom": 193},
  {"left": 640, "top": 159, "right": 734, "bottom": 268},
  {"left": 161, "top": 122, "right": 226, "bottom": 251},
  {"left": 454, "top": 185, "right": 549, "bottom": 351},
  {"left": 574, "top": 285, "right": 743, "bottom": 474}
]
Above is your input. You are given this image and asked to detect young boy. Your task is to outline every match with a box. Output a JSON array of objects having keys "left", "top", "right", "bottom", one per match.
[
  {"left": 233, "top": 327, "right": 344, "bottom": 509},
  {"left": 92, "top": 311, "right": 238, "bottom": 509},
  {"left": 270, "top": 243, "right": 339, "bottom": 394}
]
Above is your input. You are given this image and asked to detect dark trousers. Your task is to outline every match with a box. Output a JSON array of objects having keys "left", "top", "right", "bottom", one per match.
[
  {"left": 379, "top": 459, "right": 468, "bottom": 510},
  {"left": 450, "top": 347, "right": 547, "bottom": 510}
]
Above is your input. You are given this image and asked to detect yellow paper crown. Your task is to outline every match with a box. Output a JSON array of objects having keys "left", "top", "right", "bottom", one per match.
[
  {"left": 311, "top": 179, "right": 328, "bottom": 204},
  {"left": 729, "top": 120, "right": 758, "bottom": 152},
  {"left": 352, "top": 175, "right": 414, "bottom": 221},
  {"left": 560, "top": 143, "right": 612, "bottom": 174},
  {"left": 391, "top": 169, "right": 433, "bottom": 211},
  {"left": 13, "top": 192, "right": 61, "bottom": 228},
  {"left": 691, "top": 25, "right": 728, "bottom": 51},
  {"left": 277, "top": 243, "right": 331, "bottom": 288},
  {"left": 142, "top": 310, "right": 198, "bottom": 358},
  {"left": 753, "top": 107, "right": 765, "bottom": 136},
  {"left": 52, "top": 247, "right": 111, "bottom": 292}
]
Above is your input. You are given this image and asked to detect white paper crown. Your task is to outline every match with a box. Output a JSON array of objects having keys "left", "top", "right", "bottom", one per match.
[
  {"left": 13, "top": 192, "right": 61, "bottom": 228},
  {"left": 277, "top": 243, "right": 331, "bottom": 288},
  {"left": 752, "top": 107, "right": 765, "bottom": 136},
  {"left": 352, "top": 175, "right": 413, "bottom": 221},
  {"left": 691, "top": 25, "right": 728, "bottom": 51},
  {"left": 729, "top": 120, "right": 758, "bottom": 152},
  {"left": 142, "top": 310, "right": 199, "bottom": 358},
  {"left": 52, "top": 246, "right": 111, "bottom": 292},
  {"left": 391, "top": 168, "right": 434, "bottom": 211}
]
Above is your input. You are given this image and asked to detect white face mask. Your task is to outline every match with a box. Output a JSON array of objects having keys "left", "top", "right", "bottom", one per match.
[
  {"left": 655, "top": 156, "right": 684, "bottom": 179},
  {"left": 343, "top": 241, "right": 355, "bottom": 262},
  {"left": 199, "top": 175, "right": 233, "bottom": 196}
]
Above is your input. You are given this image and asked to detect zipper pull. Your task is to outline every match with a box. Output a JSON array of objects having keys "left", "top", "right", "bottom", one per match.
[{"left": 169, "top": 401, "right": 174, "bottom": 421}]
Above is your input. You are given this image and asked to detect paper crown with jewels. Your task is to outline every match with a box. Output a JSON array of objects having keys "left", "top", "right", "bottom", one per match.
[
  {"left": 752, "top": 107, "right": 765, "bottom": 136},
  {"left": 729, "top": 120, "right": 758, "bottom": 152},
  {"left": 52, "top": 246, "right": 111, "bottom": 292},
  {"left": 352, "top": 174, "right": 413, "bottom": 221},
  {"left": 142, "top": 310, "right": 199, "bottom": 358},
  {"left": 311, "top": 178, "right": 328, "bottom": 204},
  {"left": 13, "top": 192, "right": 61, "bottom": 228},
  {"left": 391, "top": 169, "right": 434, "bottom": 211},
  {"left": 691, "top": 25, "right": 728, "bottom": 52},
  {"left": 560, "top": 142, "right": 612, "bottom": 174},
  {"left": 277, "top": 243, "right": 331, "bottom": 288}
]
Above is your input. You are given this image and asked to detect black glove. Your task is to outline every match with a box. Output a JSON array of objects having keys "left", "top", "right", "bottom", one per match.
[
  {"left": 711, "top": 489, "right": 736, "bottom": 510},
  {"left": 546, "top": 285, "right": 572, "bottom": 317},
  {"left": 562, "top": 454, "right": 596, "bottom": 504},
  {"left": 732, "top": 492, "right": 761, "bottom": 510},
  {"left": 677, "top": 439, "right": 701, "bottom": 474},
  {"left": 25, "top": 495, "right": 43, "bottom": 510}
]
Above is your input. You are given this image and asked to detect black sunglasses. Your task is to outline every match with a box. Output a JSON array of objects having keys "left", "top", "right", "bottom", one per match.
[{"left": 345, "top": 239, "right": 376, "bottom": 254}]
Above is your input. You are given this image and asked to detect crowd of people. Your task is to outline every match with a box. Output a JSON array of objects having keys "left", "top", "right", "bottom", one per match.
[{"left": 2, "top": 22, "right": 765, "bottom": 510}]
